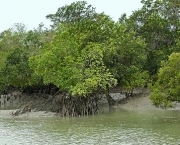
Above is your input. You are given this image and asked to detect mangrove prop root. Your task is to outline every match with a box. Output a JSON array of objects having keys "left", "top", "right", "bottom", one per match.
[
  {"left": 39, "top": 90, "right": 60, "bottom": 111},
  {"left": 52, "top": 95, "right": 100, "bottom": 117}
]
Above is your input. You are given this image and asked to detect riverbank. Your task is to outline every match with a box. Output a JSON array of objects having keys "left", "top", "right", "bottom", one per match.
[
  {"left": 0, "top": 97, "right": 161, "bottom": 119},
  {"left": 1, "top": 88, "right": 180, "bottom": 118},
  {"left": 116, "top": 90, "right": 180, "bottom": 111},
  {"left": 117, "top": 95, "right": 162, "bottom": 111},
  {"left": 0, "top": 109, "right": 57, "bottom": 118},
  {"left": 111, "top": 87, "right": 161, "bottom": 111}
]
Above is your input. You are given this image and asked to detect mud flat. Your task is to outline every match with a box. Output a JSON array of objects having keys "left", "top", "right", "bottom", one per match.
[
  {"left": 0, "top": 109, "right": 57, "bottom": 118},
  {"left": 117, "top": 93, "right": 180, "bottom": 111}
]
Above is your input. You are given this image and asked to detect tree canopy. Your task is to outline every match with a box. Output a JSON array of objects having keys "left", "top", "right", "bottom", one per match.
[
  {"left": 150, "top": 52, "right": 180, "bottom": 107},
  {"left": 0, "top": 0, "right": 180, "bottom": 113}
]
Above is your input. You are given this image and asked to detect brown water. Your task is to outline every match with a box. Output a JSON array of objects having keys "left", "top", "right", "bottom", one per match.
[{"left": 0, "top": 109, "right": 180, "bottom": 145}]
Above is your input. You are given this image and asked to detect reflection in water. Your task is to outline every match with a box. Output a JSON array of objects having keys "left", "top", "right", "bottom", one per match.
[{"left": 0, "top": 109, "right": 180, "bottom": 145}]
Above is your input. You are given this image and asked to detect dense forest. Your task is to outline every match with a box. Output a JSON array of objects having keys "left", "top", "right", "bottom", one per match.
[{"left": 0, "top": 0, "right": 180, "bottom": 115}]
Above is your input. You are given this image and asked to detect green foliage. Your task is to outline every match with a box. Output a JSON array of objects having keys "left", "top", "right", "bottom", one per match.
[
  {"left": 29, "top": 2, "right": 117, "bottom": 97},
  {"left": 104, "top": 23, "right": 148, "bottom": 90},
  {"left": 46, "top": 1, "right": 96, "bottom": 28},
  {"left": 0, "top": 1, "right": 150, "bottom": 95},
  {"left": 0, "top": 69, "right": 8, "bottom": 91},
  {"left": 29, "top": 40, "right": 80, "bottom": 90},
  {"left": 0, "top": 24, "right": 26, "bottom": 91},
  {"left": 123, "top": 71, "right": 149, "bottom": 91},
  {"left": 150, "top": 52, "right": 180, "bottom": 107},
  {"left": 30, "top": 1, "right": 149, "bottom": 96},
  {"left": 2, "top": 48, "right": 32, "bottom": 88},
  {"left": 149, "top": 83, "right": 172, "bottom": 107},
  {"left": 0, "top": 24, "right": 26, "bottom": 69},
  {"left": 29, "top": 29, "right": 117, "bottom": 96},
  {"left": 70, "top": 43, "right": 117, "bottom": 96},
  {"left": 124, "top": 0, "right": 180, "bottom": 76},
  {"left": 0, "top": 24, "right": 51, "bottom": 91}
]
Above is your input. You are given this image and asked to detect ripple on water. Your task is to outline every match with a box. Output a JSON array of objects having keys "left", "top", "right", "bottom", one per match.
[{"left": 0, "top": 110, "right": 180, "bottom": 145}]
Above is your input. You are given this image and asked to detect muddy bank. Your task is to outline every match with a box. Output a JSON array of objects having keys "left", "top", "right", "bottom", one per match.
[
  {"left": 116, "top": 95, "right": 162, "bottom": 111},
  {"left": 110, "top": 87, "right": 160, "bottom": 111},
  {"left": 116, "top": 92, "right": 180, "bottom": 111},
  {"left": 1, "top": 88, "right": 180, "bottom": 118},
  {"left": 0, "top": 96, "right": 159, "bottom": 119},
  {"left": 0, "top": 109, "right": 57, "bottom": 118},
  {"left": 0, "top": 110, "right": 56, "bottom": 119}
]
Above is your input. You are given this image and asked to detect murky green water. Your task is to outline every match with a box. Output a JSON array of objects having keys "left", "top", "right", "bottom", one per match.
[{"left": 0, "top": 109, "right": 180, "bottom": 145}]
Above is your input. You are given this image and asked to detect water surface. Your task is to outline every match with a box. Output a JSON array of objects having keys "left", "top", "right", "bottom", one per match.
[{"left": 0, "top": 109, "right": 180, "bottom": 145}]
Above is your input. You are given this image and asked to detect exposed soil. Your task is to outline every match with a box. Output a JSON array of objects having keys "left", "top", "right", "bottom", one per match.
[
  {"left": 0, "top": 88, "right": 179, "bottom": 118},
  {"left": 0, "top": 109, "right": 56, "bottom": 118},
  {"left": 115, "top": 88, "right": 180, "bottom": 111},
  {"left": 0, "top": 93, "right": 57, "bottom": 118},
  {"left": 116, "top": 95, "right": 162, "bottom": 111}
]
